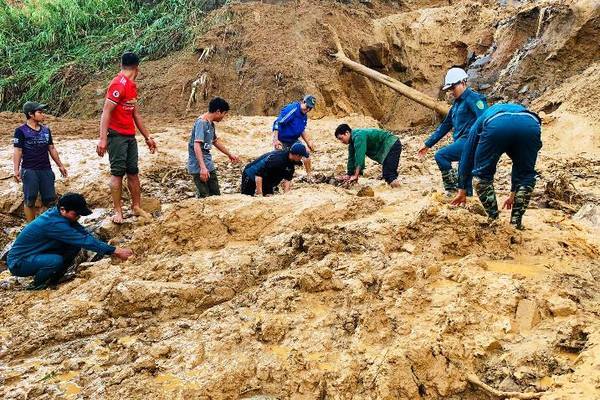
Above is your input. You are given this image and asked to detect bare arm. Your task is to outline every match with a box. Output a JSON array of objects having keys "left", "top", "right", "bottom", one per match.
[
  {"left": 13, "top": 148, "right": 22, "bottom": 182},
  {"left": 193, "top": 141, "right": 210, "bottom": 182},
  {"left": 98, "top": 100, "right": 117, "bottom": 157},
  {"left": 282, "top": 180, "right": 291, "bottom": 193},
  {"left": 255, "top": 176, "right": 263, "bottom": 196},
  {"left": 301, "top": 131, "right": 316, "bottom": 152},
  {"left": 133, "top": 108, "right": 156, "bottom": 153},
  {"left": 213, "top": 138, "right": 239, "bottom": 162},
  {"left": 48, "top": 145, "right": 68, "bottom": 177}
]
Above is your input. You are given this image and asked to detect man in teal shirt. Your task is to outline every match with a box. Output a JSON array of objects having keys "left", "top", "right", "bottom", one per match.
[{"left": 335, "top": 124, "right": 401, "bottom": 187}]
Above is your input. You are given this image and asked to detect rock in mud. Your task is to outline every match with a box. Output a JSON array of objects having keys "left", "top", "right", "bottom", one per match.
[
  {"left": 547, "top": 295, "right": 577, "bottom": 317},
  {"left": 357, "top": 186, "right": 374, "bottom": 197},
  {"left": 515, "top": 298, "right": 541, "bottom": 332},
  {"left": 573, "top": 203, "right": 600, "bottom": 228}
]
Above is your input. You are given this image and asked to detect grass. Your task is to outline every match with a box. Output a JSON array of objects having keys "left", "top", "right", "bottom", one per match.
[{"left": 0, "top": 0, "right": 226, "bottom": 114}]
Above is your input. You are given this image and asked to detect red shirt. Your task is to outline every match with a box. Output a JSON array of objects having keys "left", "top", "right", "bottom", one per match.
[{"left": 105, "top": 73, "right": 137, "bottom": 135}]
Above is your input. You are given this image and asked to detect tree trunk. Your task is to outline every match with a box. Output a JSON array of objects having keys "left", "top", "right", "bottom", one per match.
[{"left": 328, "top": 26, "right": 450, "bottom": 116}]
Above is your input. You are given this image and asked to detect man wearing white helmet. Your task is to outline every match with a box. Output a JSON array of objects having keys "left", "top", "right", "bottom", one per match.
[{"left": 418, "top": 67, "right": 487, "bottom": 196}]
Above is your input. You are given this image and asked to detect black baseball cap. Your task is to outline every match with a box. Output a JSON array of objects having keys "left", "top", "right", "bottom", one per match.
[
  {"left": 23, "top": 101, "right": 47, "bottom": 115},
  {"left": 58, "top": 193, "right": 93, "bottom": 216}
]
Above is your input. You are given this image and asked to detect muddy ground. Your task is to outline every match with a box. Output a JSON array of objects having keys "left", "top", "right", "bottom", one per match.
[{"left": 1, "top": 0, "right": 600, "bottom": 399}]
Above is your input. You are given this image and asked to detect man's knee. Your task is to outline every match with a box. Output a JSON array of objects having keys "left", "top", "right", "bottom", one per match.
[{"left": 125, "top": 167, "right": 139, "bottom": 176}]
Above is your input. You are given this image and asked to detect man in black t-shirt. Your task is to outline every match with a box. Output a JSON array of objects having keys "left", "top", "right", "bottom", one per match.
[
  {"left": 241, "top": 143, "right": 308, "bottom": 196},
  {"left": 13, "top": 102, "right": 68, "bottom": 221}
]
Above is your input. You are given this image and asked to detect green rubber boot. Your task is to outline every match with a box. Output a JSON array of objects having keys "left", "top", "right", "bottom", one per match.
[
  {"left": 474, "top": 178, "right": 499, "bottom": 220},
  {"left": 441, "top": 169, "right": 458, "bottom": 194},
  {"left": 511, "top": 185, "right": 534, "bottom": 230}
]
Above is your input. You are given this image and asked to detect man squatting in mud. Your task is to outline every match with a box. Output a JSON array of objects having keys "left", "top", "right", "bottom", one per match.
[
  {"left": 241, "top": 142, "right": 309, "bottom": 196},
  {"left": 13, "top": 101, "right": 68, "bottom": 222},
  {"left": 7, "top": 193, "right": 133, "bottom": 290},
  {"left": 334, "top": 124, "right": 402, "bottom": 187},
  {"left": 272, "top": 95, "right": 317, "bottom": 177},
  {"left": 187, "top": 97, "right": 240, "bottom": 198},
  {"left": 451, "top": 103, "right": 543, "bottom": 230},
  {"left": 96, "top": 52, "right": 157, "bottom": 224},
  {"left": 418, "top": 67, "right": 487, "bottom": 196}
]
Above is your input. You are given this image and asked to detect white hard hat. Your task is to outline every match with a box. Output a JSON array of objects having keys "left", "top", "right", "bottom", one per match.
[{"left": 442, "top": 67, "right": 468, "bottom": 90}]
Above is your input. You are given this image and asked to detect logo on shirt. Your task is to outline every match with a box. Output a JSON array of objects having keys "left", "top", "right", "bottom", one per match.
[
  {"left": 12, "top": 138, "right": 19, "bottom": 144},
  {"left": 113, "top": 90, "right": 120, "bottom": 98},
  {"left": 476, "top": 100, "right": 485, "bottom": 110}
]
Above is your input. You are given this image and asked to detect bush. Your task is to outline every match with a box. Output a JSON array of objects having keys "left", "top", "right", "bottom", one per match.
[{"left": 0, "top": 0, "right": 226, "bottom": 114}]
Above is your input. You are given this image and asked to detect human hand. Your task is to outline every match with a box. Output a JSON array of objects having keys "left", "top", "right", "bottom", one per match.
[
  {"left": 96, "top": 138, "right": 108, "bottom": 157},
  {"left": 502, "top": 193, "right": 515, "bottom": 210},
  {"left": 417, "top": 147, "right": 429, "bottom": 158},
  {"left": 229, "top": 154, "right": 240, "bottom": 163},
  {"left": 200, "top": 167, "right": 209, "bottom": 183},
  {"left": 145, "top": 137, "right": 157, "bottom": 154},
  {"left": 114, "top": 247, "right": 133, "bottom": 260},
  {"left": 450, "top": 189, "right": 467, "bottom": 206},
  {"left": 59, "top": 166, "right": 68, "bottom": 178},
  {"left": 13, "top": 170, "right": 21, "bottom": 183}
]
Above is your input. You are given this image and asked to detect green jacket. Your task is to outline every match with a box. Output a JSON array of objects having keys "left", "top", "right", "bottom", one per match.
[{"left": 347, "top": 128, "right": 398, "bottom": 174}]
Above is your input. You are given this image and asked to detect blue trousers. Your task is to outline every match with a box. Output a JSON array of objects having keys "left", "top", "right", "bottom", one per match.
[
  {"left": 9, "top": 245, "right": 80, "bottom": 285},
  {"left": 434, "top": 137, "right": 473, "bottom": 195},
  {"left": 472, "top": 113, "right": 542, "bottom": 190}
]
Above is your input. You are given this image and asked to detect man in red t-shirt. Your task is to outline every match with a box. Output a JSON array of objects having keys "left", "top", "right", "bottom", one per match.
[{"left": 97, "top": 52, "right": 157, "bottom": 223}]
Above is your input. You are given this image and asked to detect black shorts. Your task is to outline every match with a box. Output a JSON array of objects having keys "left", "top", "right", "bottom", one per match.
[{"left": 22, "top": 168, "right": 56, "bottom": 207}]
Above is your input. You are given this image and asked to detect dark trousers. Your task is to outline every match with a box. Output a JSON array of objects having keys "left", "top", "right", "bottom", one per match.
[
  {"left": 434, "top": 137, "right": 473, "bottom": 195},
  {"left": 382, "top": 140, "right": 402, "bottom": 183},
  {"left": 191, "top": 170, "right": 221, "bottom": 198},
  {"left": 241, "top": 172, "right": 274, "bottom": 196},
  {"left": 472, "top": 113, "right": 542, "bottom": 190},
  {"left": 9, "top": 245, "right": 80, "bottom": 285}
]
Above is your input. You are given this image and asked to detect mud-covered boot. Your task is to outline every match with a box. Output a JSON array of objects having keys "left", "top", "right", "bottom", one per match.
[
  {"left": 441, "top": 169, "right": 458, "bottom": 195},
  {"left": 511, "top": 185, "right": 534, "bottom": 230},
  {"left": 474, "top": 178, "right": 499, "bottom": 220}
]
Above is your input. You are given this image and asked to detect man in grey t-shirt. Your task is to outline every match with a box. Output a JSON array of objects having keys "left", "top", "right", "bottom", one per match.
[{"left": 187, "top": 97, "right": 239, "bottom": 197}]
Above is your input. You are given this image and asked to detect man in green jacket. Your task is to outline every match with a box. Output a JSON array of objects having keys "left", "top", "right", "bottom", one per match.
[{"left": 334, "top": 124, "right": 402, "bottom": 187}]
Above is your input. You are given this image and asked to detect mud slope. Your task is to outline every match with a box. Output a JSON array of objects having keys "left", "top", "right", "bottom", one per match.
[{"left": 1, "top": 112, "right": 600, "bottom": 399}]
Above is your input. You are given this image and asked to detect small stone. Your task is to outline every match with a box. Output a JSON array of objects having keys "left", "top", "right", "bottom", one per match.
[
  {"left": 401, "top": 243, "right": 416, "bottom": 254},
  {"left": 515, "top": 299, "right": 540, "bottom": 332},
  {"left": 357, "top": 186, "right": 374, "bottom": 197},
  {"left": 547, "top": 296, "right": 577, "bottom": 317}
]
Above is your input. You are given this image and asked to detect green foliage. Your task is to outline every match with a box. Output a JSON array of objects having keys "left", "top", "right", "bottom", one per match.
[{"left": 0, "top": 0, "right": 225, "bottom": 113}]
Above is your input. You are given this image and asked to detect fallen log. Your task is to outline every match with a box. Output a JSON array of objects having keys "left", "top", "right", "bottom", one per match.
[{"left": 327, "top": 25, "right": 450, "bottom": 116}]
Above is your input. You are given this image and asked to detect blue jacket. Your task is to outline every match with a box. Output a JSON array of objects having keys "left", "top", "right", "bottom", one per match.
[
  {"left": 272, "top": 102, "right": 307, "bottom": 145},
  {"left": 424, "top": 88, "right": 487, "bottom": 148},
  {"left": 458, "top": 103, "right": 541, "bottom": 189},
  {"left": 243, "top": 151, "right": 296, "bottom": 190},
  {"left": 7, "top": 207, "right": 116, "bottom": 268}
]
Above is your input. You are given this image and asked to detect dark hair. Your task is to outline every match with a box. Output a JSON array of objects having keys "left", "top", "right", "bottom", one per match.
[
  {"left": 24, "top": 112, "right": 32, "bottom": 119},
  {"left": 335, "top": 123, "right": 351, "bottom": 138},
  {"left": 208, "top": 97, "right": 230, "bottom": 113},
  {"left": 121, "top": 52, "right": 140, "bottom": 67}
]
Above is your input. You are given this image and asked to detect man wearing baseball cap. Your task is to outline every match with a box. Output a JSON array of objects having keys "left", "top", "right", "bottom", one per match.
[
  {"left": 7, "top": 193, "right": 133, "bottom": 290},
  {"left": 241, "top": 142, "right": 308, "bottom": 196},
  {"left": 13, "top": 101, "right": 68, "bottom": 221},
  {"left": 271, "top": 94, "right": 317, "bottom": 176}
]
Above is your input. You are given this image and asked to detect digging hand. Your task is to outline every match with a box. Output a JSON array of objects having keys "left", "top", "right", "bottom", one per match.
[
  {"left": 502, "top": 193, "right": 515, "bottom": 210},
  {"left": 450, "top": 189, "right": 467, "bottom": 206},
  {"left": 273, "top": 139, "right": 283, "bottom": 150},
  {"left": 114, "top": 247, "right": 133, "bottom": 260},
  {"left": 229, "top": 154, "right": 240, "bottom": 163},
  {"left": 417, "top": 146, "right": 429, "bottom": 158}
]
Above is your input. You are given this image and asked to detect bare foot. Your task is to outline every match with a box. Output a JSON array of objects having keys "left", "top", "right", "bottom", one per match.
[
  {"left": 112, "top": 211, "right": 124, "bottom": 224},
  {"left": 389, "top": 179, "right": 401, "bottom": 188},
  {"left": 132, "top": 206, "right": 151, "bottom": 219}
]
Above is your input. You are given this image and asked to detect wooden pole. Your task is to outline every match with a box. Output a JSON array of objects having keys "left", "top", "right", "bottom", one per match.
[{"left": 328, "top": 26, "right": 450, "bottom": 116}]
